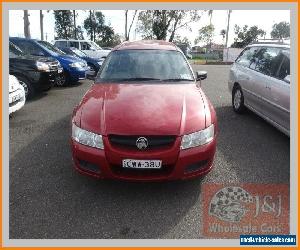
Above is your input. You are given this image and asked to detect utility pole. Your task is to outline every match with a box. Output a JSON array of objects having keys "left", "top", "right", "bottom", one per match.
[
  {"left": 125, "top": 10, "right": 128, "bottom": 40},
  {"left": 89, "top": 10, "right": 93, "bottom": 41},
  {"left": 225, "top": 10, "right": 232, "bottom": 62},
  {"left": 24, "top": 10, "right": 31, "bottom": 38},
  {"left": 225, "top": 10, "right": 232, "bottom": 48},
  {"left": 40, "top": 10, "right": 44, "bottom": 40},
  {"left": 73, "top": 10, "right": 77, "bottom": 39}
]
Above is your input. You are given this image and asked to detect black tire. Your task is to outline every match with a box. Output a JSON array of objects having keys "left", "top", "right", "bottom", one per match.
[
  {"left": 17, "top": 76, "right": 35, "bottom": 99},
  {"left": 88, "top": 63, "right": 97, "bottom": 73},
  {"left": 232, "top": 85, "right": 245, "bottom": 114},
  {"left": 55, "top": 73, "right": 66, "bottom": 87}
]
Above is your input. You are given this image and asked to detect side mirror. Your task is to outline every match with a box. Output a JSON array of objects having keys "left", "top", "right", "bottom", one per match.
[
  {"left": 196, "top": 71, "right": 207, "bottom": 81},
  {"left": 283, "top": 75, "right": 290, "bottom": 84}
]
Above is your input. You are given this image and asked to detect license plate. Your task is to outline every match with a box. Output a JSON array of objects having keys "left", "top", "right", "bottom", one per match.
[{"left": 122, "top": 159, "right": 162, "bottom": 169}]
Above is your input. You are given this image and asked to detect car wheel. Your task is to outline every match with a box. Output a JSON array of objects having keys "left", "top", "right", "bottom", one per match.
[
  {"left": 87, "top": 64, "right": 97, "bottom": 76},
  {"left": 55, "top": 73, "right": 66, "bottom": 87},
  {"left": 232, "top": 85, "right": 245, "bottom": 113},
  {"left": 18, "top": 76, "right": 35, "bottom": 99}
]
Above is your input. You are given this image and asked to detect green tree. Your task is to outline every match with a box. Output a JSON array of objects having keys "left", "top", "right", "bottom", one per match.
[
  {"left": 173, "top": 35, "right": 191, "bottom": 46},
  {"left": 231, "top": 25, "right": 266, "bottom": 48},
  {"left": 125, "top": 10, "right": 138, "bottom": 41},
  {"left": 194, "top": 24, "right": 214, "bottom": 46},
  {"left": 271, "top": 21, "right": 290, "bottom": 39},
  {"left": 84, "top": 11, "right": 118, "bottom": 46},
  {"left": 76, "top": 25, "right": 85, "bottom": 40},
  {"left": 84, "top": 10, "right": 98, "bottom": 41},
  {"left": 54, "top": 10, "right": 74, "bottom": 39},
  {"left": 136, "top": 10, "right": 202, "bottom": 42}
]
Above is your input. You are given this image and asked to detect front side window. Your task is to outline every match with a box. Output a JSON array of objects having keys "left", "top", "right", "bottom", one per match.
[
  {"left": 276, "top": 50, "right": 290, "bottom": 81},
  {"left": 81, "top": 42, "right": 92, "bottom": 50},
  {"left": 97, "top": 49, "right": 194, "bottom": 82},
  {"left": 236, "top": 47, "right": 258, "bottom": 67},
  {"left": 254, "top": 47, "right": 282, "bottom": 76},
  {"left": 69, "top": 41, "right": 79, "bottom": 49}
]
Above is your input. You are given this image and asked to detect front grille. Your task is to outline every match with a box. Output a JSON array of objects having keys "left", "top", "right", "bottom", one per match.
[
  {"left": 109, "top": 135, "right": 176, "bottom": 150},
  {"left": 48, "top": 62, "right": 59, "bottom": 71}
]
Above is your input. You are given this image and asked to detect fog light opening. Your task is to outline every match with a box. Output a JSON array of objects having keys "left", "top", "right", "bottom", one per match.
[
  {"left": 78, "top": 159, "right": 101, "bottom": 174},
  {"left": 184, "top": 160, "right": 208, "bottom": 174}
]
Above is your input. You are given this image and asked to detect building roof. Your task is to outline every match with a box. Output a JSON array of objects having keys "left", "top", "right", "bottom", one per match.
[{"left": 112, "top": 40, "right": 180, "bottom": 51}]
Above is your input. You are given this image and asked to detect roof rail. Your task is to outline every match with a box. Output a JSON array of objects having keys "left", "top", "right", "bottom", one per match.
[{"left": 250, "top": 38, "right": 290, "bottom": 45}]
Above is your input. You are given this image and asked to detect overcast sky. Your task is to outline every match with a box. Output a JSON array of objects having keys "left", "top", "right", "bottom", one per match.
[{"left": 9, "top": 10, "right": 290, "bottom": 46}]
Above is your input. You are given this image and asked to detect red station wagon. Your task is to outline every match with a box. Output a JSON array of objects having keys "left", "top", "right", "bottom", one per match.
[{"left": 71, "top": 40, "right": 217, "bottom": 181}]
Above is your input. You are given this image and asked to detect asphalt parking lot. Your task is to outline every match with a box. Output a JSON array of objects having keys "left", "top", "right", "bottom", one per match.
[{"left": 9, "top": 65, "right": 290, "bottom": 239}]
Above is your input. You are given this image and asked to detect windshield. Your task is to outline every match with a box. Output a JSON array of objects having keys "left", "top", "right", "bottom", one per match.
[
  {"left": 97, "top": 50, "right": 194, "bottom": 82},
  {"left": 9, "top": 42, "right": 23, "bottom": 56},
  {"left": 72, "top": 48, "right": 87, "bottom": 57},
  {"left": 37, "top": 41, "right": 65, "bottom": 55},
  {"left": 90, "top": 41, "right": 102, "bottom": 50}
]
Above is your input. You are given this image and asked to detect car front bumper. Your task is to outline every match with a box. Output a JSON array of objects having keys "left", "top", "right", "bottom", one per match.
[
  {"left": 68, "top": 67, "right": 88, "bottom": 82},
  {"left": 9, "top": 88, "right": 25, "bottom": 114},
  {"left": 33, "top": 69, "right": 63, "bottom": 91},
  {"left": 71, "top": 136, "right": 217, "bottom": 181}
]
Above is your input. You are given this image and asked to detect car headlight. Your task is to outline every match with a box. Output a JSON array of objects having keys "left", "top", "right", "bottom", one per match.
[
  {"left": 69, "top": 62, "right": 86, "bottom": 68},
  {"left": 36, "top": 61, "right": 50, "bottom": 72},
  {"left": 72, "top": 123, "right": 104, "bottom": 149},
  {"left": 180, "top": 124, "right": 214, "bottom": 150}
]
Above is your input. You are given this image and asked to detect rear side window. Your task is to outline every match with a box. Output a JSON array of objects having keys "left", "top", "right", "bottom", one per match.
[
  {"left": 254, "top": 47, "right": 282, "bottom": 76},
  {"left": 69, "top": 41, "right": 79, "bottom": 49},
  {"left": 236, "top": 47, "right": 259, "bottom": 67}
]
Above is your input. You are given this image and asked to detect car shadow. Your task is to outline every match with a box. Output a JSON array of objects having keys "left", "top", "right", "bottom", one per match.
[
  {"left": 9, "top": 114, "right": 202, "bottom": 239},
  {"left": 54, "top": 81, "right": 86, "bottom": 89},
  {"left": 26, "top": 91, "right": 48, "bottom": 103},
  {"left": 206, "top": 105, "right": 290, "bottom": 184}
]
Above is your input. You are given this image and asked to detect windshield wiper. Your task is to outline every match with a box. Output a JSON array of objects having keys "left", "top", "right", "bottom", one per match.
[
  {"left": 161, "top": 78, "right": 194, "bottom": 82},
  {"left": 118, "top": 77, "right": 161, "bottom": 81}
]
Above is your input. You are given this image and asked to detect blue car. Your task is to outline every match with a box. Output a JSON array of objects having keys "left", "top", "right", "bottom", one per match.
[
  {"left": 58, "top": 47, "right": 104, "bottom": 77},
  {"left": 10, "top": 37, "right": 88, "bottom": 85}
]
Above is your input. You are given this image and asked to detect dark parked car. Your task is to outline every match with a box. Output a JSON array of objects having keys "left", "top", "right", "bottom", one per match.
[
  {"left": 9, "top": 42, "right": 63, "bottom": 98},
  {"left": 10, "top": 37, "right": 88, "bottom": 85},
  {"left": 58, "top": 47, "right": 104, "bottom": 77}
]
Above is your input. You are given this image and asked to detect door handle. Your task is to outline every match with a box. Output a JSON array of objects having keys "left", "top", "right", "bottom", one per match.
[{"left": 266, "top": 85, "right": 271, "bottom": 90}]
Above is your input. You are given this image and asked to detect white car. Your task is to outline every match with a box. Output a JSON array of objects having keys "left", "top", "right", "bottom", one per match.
[
  {"left": 53, "top": 39, "right": 110, "bottom": 59},
  {"left": 9, "top": 75, "right": 26, "bottom": 115}
]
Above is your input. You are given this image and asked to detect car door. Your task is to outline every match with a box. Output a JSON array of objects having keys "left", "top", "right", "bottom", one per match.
[
  {"left": 69, "top": 41, "right": 80, "bottom": 49},
  {"left": 247, "top": 47, "right": 283, "bottom": 119},
  {"left": 266, "top": 50, "right": 290, "bottom": 133},
  {"left": 234, "top": 46, "right": 260, "bottom": 108},
  {"left": 80, "top": 41, "right": 93, "bottom": 57}
]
